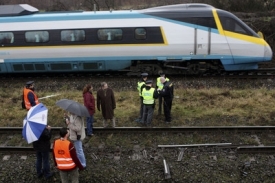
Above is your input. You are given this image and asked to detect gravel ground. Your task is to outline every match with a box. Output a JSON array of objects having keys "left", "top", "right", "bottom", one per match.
[{"left": 1, "top": 131, "right": 275, "bottom": 182}]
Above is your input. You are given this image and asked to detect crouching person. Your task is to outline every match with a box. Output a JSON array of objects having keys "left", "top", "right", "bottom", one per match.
[{"left": 53, "top": 127, "right": 84, "bottom": 183}]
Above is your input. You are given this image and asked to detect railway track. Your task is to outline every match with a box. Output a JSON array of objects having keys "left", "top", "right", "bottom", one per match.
[
  {"left": 2, "top": 67, "right": 275, "bottom": 79},
  {"left": 1, "top": 126, "right": 275, "bottom": 153}
]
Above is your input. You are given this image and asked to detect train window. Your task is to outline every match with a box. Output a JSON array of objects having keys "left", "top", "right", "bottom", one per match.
[
  {"left": 135, "top": 28, "right": 146, "bottom": 40},
  {"left": 0, "top": 32, "right": 14, "bottom": 44},
  {"left": 25, "top": 31, "right": 49, "bottom": 43},
  {"left": 97, "top": 29, "right": 122, "bottom": 41},
  {"left": 219, "top": 17, "right": 253, "bottom": 36},
  {"left": 61, "top": 30, "right": 85, "bottom": 42}
]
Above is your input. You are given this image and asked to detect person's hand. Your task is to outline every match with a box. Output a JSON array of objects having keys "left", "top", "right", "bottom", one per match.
[
  {"left": 77, "top": 135, "right": 81, "bottom": 140},
  {"left": 65, "top": 118, "right": 70, "bottom": 125}
]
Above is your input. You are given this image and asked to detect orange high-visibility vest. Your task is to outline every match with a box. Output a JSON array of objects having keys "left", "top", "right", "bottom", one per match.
[
  {"left": 23, "top": 88, "right": 39, "bottom": 110},
  {"left": 53, "top": 139, "right": 76, "bottom": 170}
]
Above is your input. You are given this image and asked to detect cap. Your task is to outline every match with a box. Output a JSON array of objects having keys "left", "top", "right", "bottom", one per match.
[
  {"left": 145, "top": 80, "right": 153, "bottom": 84},
  {"left": 141, "top": 73, "right": 148, "bottom": 77},
  {"left": 26, "top": 81, "right": 34, "bottom": 85},
  {"left": 159, "top": 72, "right": 165, "bottom": 76}
]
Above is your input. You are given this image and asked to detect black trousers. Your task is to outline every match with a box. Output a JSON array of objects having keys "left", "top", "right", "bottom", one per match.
[
  {"left": 158, "top": 96, "right": 163, "bottom": 114},
  {"left": 163, "top": 98, "right": 172, "bottom": 122},
  {"left": 139, "top": 96, "right": 144, "bottom": 119}
]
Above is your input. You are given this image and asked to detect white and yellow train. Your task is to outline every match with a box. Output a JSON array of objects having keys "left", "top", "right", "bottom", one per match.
[{"left": 0, "top": 3, "right": 273, "bottom": 75}]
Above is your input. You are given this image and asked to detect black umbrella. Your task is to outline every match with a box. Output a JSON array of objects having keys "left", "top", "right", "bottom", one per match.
[{"left": 56, "top": 99, "right": 90, "bottom": 117}]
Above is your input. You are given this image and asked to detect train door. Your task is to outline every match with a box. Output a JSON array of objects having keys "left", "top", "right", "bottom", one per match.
[{"left": 195, "top": 28, "right": 210, "bottom": 55}]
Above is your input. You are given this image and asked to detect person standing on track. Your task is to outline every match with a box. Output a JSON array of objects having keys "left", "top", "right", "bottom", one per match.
[
  {"left": 33, "top": 125, "right": 54, "bottom": 179},
  {"left": 53, "top": 127, "right": 84, "bottom": 183},
  {"left": 135, "top": 73, "right": 148, "bottom": 123},
  {"left": 64, "top": 112, "right": 86, "bottom": 168}
]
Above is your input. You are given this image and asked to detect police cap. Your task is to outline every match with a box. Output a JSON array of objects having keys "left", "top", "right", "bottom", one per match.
[
  {"left": 26, "top": 81, "right": 34, "bottom": 86},
  {"left": 159, "top": 72, "right": 165, "bottom": 76},
  {"left": 145, "top": 80, "right": 153, "bottom": 84},
  {"left": 141, "top": 73, "right": 148, "bottom": 77}
]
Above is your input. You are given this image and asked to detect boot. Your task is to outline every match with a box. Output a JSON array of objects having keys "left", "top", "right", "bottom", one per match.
[{"left": 112, "top": 118, "right": 116, "bottom": 128}]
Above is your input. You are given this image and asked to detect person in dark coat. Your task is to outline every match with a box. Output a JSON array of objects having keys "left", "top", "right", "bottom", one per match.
[
  {"left": 97, "top": 82, "right": 116, "bottom": 127},
  {"left": 33, "top": 125, "right": 53, "bottom": 179},
  {"left": 83, "top": 84, "right": 95, "bottom": 136},
  {"left": 157, "top": 77, "right": 174, "bottom": 123}
]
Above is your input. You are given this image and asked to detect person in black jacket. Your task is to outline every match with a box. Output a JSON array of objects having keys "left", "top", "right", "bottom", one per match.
[
  {"left": 33, "top": 125, "right": 53, "bottom": 179},
  {"left": 157, "top": 77, "right": 174, "bottom": 123}
]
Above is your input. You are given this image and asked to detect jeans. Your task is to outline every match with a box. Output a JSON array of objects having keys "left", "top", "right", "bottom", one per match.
[
  {"left": 73, "top": 140, "right": 86, "bottom": 168},
  {"left": 59, "top": 168, "right": 79, "bottom": 183},
  {"left": 36, "top": 151, "right": 51, "bottom": 177},
  {"left": 86, "top": 115, "right": 94, "bottom": 135}
]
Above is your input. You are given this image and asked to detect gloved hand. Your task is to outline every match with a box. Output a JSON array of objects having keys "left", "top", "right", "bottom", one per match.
[{"left": 77, "top": 135, "right": 81, "bottom": 140}]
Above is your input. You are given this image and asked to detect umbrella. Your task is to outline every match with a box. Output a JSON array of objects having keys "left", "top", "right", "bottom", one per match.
[
  {"left": 22, "top": 103, "right": 48, "bottom": 144},
  {"left": 56, "top": 99, "right": 90, "bottom": 117}
]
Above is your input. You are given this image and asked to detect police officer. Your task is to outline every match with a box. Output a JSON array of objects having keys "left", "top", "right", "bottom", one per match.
[
  {"left": 141, "top": 80, "right": 158, "bottom": 127},
  {"left": 135, "top": 73, "right": 148, "bottom": 123},
  {"left": 156, "top": 72, "right": 169, "bottom": 115},
  {"left": 157, "top": 77, "right": 173, "bottom": 123},
  {"left": 23, "top": 81, "right": 39, "bottom": 110}
]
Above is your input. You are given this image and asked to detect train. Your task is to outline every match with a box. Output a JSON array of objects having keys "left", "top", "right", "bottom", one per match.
[{"left": 0, "top": 3, "right": 273, "bottom": 75}]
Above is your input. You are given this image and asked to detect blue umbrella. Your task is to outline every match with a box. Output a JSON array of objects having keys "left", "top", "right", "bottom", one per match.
[{"left": 22, "top": 103, "right": 48, "bottom": 144}]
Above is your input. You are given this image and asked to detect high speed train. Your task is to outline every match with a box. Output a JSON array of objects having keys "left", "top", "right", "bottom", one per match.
[{"left": 0, "top": 3, "right": 273, "bottom": 75}]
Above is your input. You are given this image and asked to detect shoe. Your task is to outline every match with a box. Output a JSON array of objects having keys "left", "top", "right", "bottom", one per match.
[
  {"left": 134, "top": 118, "right": 141, "bottom": 123},
  {"left": 165, "top": 121, "right": 171, "bottom": 124},
  {"left": 45, "top": 172, "right": 54, "bottom": 179},
  {"left": 37, "top": 172, "right": 43, "bottom": 178},
  {"left": 88, "top": 134, "right": 94, "bottom": 137}
]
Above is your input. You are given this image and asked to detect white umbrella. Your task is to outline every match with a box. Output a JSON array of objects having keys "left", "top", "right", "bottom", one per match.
[{"left": 22, "top": 103, "right": 48, "bottom": 144}]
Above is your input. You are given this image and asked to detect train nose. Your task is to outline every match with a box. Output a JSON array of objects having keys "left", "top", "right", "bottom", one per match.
[{"left": 264, "top": 45, "right": 273, "bottom": 61}]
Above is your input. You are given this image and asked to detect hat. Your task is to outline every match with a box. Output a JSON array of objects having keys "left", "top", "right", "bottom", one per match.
[
  {"left": 159, "top": 72, "right": 165, "bottom": 76},
  {"left": 26, "top": 81, "right": 34, "bottom": 86},
  {"left": 145, "top": 80, "right": 153, "bottom": 84},
  {"left": 141, "top": 73, "right": 148, "bottom": 77}
]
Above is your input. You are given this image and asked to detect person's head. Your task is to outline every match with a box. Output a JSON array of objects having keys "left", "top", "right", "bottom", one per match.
[
  {"left": 83, "top": 84, "right": 93, "bottom": 94},
  {"left": 145, "top": 80, "right": 153, "bottom": 87},
  {"left": 141, "top": 73, "right": 148, "bottom": 81},
  {"left": 159, "top": 72, "right": 165, "bottom": 77},
  {"left": 160, "top": 77, "right": 166, "bottom": 84},
  {"left": 26, "top": 81, "right": 35, "bottom": 90},
  {"left": 101, "top": 82, "right": 108, "bottom": 89},
  {"left": 60, "top": 127, "right": 69, "bottom": 138}
]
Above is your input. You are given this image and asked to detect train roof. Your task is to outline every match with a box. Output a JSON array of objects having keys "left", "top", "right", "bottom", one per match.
[
  {"left": 0, "top": 3, "right": 239, "bottom": 25},
  {"left": 0, "top": 4, "right": 38, "bottom": 17},
  {"left": 141, "top": 3, "right": 214, "bottom": 12}
]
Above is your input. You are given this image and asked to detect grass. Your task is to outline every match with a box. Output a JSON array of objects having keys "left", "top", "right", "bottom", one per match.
[{"left": 2, "top": 80, "right": 275, "bottom": 127}]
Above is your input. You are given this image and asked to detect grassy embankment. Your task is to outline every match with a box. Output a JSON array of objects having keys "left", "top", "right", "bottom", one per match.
[{"left": 1, "top": 84, "right": 275, "bottom": 127}]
